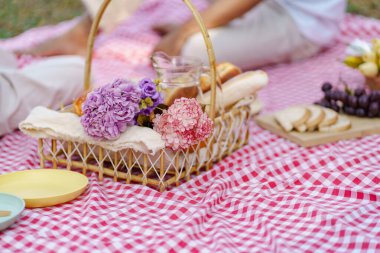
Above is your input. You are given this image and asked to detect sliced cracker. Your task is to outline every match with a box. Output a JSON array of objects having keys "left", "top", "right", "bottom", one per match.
[
  {"left": 295, "top": 124, "right": 307, "bottom": 133},
  {"left": 319, "top": 116, "right": 351, "bottom": 132},
  {"left": 305, "top": 105, "right": 325, "bottom": 131},
  {"left": 275, "top": 107, "right": 310, "bottom": 132},
  {"left": 318, "top": 108, "right": 338, "bottom": 128}
]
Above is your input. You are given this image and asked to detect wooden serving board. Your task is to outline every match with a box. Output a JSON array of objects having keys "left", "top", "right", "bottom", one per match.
[{"left": 255, "top": 113, "right": 380, "bottom": 147}]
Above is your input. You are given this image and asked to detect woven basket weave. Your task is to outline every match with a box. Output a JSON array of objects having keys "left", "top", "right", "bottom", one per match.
[{"left": 37, "top": 0, "right": 252, "bottom": 191}]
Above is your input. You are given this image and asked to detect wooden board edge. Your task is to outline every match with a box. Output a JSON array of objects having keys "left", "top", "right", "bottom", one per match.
[{"left": 255, "top": 113, "right": 380, "bottom": 148}]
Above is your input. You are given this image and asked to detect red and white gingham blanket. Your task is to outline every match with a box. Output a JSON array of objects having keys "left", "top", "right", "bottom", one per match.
[{"left": 1, "top": 1, "right": 380, "bottom": 252}]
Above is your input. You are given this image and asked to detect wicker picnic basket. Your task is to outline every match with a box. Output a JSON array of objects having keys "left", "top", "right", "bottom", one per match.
[{"left": 37, "top": 0, "right": 251, "bottom": 191}]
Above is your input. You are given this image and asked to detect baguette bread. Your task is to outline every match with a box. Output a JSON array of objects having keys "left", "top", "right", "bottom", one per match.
[
  {"left": 217, "top": 62, "right": 242, "bottom": 84},
  {"left": 274, "top": 107, "right": 311, "bottom": 132},
  {"left": 250, "top": 98, "right": 263, "bottom": 116},
  {"left": 200, "top": 62, "right": 242, "bottom": 92},
  {"left": 73, "top": 94, "right": 87, "bottom": 116},
  {"left": 198, "top": 70, "right": 269, "bottom": 110},
  {"left": 199, "top": 74, "right": 212, "bottom": 93},
  {"left": 318, "top": 108, "right": 338, "bottom": 128},
  {"left": 319, "top": 116, "right": 351, "bottom": 132}
]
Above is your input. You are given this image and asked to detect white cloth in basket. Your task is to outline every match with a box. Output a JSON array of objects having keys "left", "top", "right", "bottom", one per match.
[{"left": 19, "top": 106, "right": 165, "bottom": 155}]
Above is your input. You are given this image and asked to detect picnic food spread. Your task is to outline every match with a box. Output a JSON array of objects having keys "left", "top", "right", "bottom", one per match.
[{"left": 1, "top": 0, "right": 380, "bottom": 251}]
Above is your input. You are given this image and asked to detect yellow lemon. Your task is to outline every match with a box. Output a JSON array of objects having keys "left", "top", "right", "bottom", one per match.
[
  {"left": 362, "top": 51, "right": 377, "bottom": 63},
  {"left": 343, "top": 56, "right": 363, "bottom": 68},
  {"left": 358, "top": 62, "right": 379, "bottom": 78}
]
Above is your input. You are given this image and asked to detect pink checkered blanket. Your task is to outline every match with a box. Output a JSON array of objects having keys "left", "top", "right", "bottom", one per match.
[{"left": 1, "top": 0, "right": 380, "bottom": 252}]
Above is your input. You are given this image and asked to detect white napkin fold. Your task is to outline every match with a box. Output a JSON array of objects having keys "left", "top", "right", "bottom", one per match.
[{"left": 19, "top": 106, "right": 165, "bottom": 155}]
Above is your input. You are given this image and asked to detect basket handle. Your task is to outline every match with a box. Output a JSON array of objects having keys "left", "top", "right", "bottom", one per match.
[{"left": 83, "top": 0, "right": 217, "bottom": 120}]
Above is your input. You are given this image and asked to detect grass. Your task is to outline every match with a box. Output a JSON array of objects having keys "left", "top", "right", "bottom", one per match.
[
  {"left": 0, "top": 0, "right": 379, "bottom": 38},
  {"left": 0, "top": 0, "right": 83, "bottom": 38},
  {"left": 347, "top": 0, "right": 380, "bottom": 19}
]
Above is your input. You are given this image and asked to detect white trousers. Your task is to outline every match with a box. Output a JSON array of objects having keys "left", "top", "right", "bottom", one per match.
[
  {"left": 0, "top": 50, "right": 84, "bottom": 135},
  {"left": 181, "top": 1, "right": 320, "bottom": 69},
  {"left": 83, "top": 0, "right": 320, "bottom": 69}
]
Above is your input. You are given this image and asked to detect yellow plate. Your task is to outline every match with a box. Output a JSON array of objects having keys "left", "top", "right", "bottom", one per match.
[{"left": 0, "top": 169, "right": 88, "bottom": 208}]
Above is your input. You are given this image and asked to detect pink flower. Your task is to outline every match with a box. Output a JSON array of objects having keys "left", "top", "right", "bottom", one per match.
[{"left": 153, "top": 98, "right": 214, "bottom": 151}]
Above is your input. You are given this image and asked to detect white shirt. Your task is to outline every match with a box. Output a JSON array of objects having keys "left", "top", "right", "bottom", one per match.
[{"left": 275, "top": 0, "right": 347, "bottom": 46}]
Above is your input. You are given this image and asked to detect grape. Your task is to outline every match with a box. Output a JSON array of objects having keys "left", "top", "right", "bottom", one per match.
[
  {"left": 368, "top": 112, "right": 377, "bottom": 118},
  {"left": 317, "top": 82, "right": 380, "bottom": 118},
  {"left": 343, "top": 106, "right": 355, "bottom": 115},
  {"left": 354, "top": 88, "right": 366, "bottom": 97},
  {"left": 324, "top": 91, "right": 332, "bottom": 101},
  {"left": 358, "top": 95, "right": 369, "bottom": 109},
  {"left": 322, "top": 82, "right": 333, "bottom": 92},
  {"left": 355, "top": 108, "right": 366, "bottom": 117},
  {"left": 369, "top": 102, "right": 379, "bottom": 115},
  {"left": 330, "top": 90, "right": 340, "bottom": 101},
  {"left": 369, "top": 91, "right": 380, "bottom": 102},
  {"left": 337, "top": 91, "right": 348, "bottom": 103},
  {"left": 315, "top": 98, "right": 330, "bottom": 107},
  {"left": 321, "top": 101, "right": 331, "bottom": 108},
  {"left": 348, "top": 95, "right": 358, "bottom": 108},
  {"left": 327, "top": 100, "right": 338, "bottom": 109},
  {"left": 331, "top": 104, "right": 340, "bottom": 112}
]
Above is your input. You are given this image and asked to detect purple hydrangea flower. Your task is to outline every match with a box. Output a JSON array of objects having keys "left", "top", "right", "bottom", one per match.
[
  {"left": 81, "top": 79, "right": 141, "bottom": 140},
  {"left": 138, "top": 78, "right": 163, "bottom": 115}
]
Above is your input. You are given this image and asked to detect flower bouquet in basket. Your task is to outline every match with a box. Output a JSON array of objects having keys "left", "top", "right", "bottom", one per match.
[
  {"left": 343, "top": 38, "right": 380, "bottom": 90},
  {"left": 79, "top": 78, "right": 213, "bottom": 151}
]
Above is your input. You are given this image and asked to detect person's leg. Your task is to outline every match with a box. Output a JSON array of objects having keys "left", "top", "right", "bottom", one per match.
[
  {"left": 16, "top": 14, "right": 92, "bottom": 57},
  {"left": 18, "top": 0, "right": 144, "bottom": 57},
  {"left": 0, "top": 49, "right": 18, "bottom": 69},
  {"left": 0, "top": 54, "right": 84, "bottom": 135},
  {"left": 181, "top": 0, "right": 320, "bottom": 69}
]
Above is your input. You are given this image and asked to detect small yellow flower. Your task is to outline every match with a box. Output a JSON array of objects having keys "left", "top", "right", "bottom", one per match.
[
  {"left": 153, "top": 78, "right": 161, "bottom": 85},
  {"left": 139, "top": 100, "right": 147, "bottom": 109},
  {"left": 145, "top": 97, "right": 154, "bottom": 107}
]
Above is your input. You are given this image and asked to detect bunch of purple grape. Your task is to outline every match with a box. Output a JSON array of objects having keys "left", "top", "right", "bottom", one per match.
[{"left": 315, "top": 82, "right": 380, "bottom": 117}]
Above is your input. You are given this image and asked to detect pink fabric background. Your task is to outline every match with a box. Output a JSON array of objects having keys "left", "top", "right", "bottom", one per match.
[{"left": 1, "top": 0, "right": 380, "bottom": 252}]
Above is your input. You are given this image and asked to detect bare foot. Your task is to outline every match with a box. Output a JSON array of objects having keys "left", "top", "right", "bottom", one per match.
[{"left": 16, "top": 15, "right": 92, "bottom": 57}]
